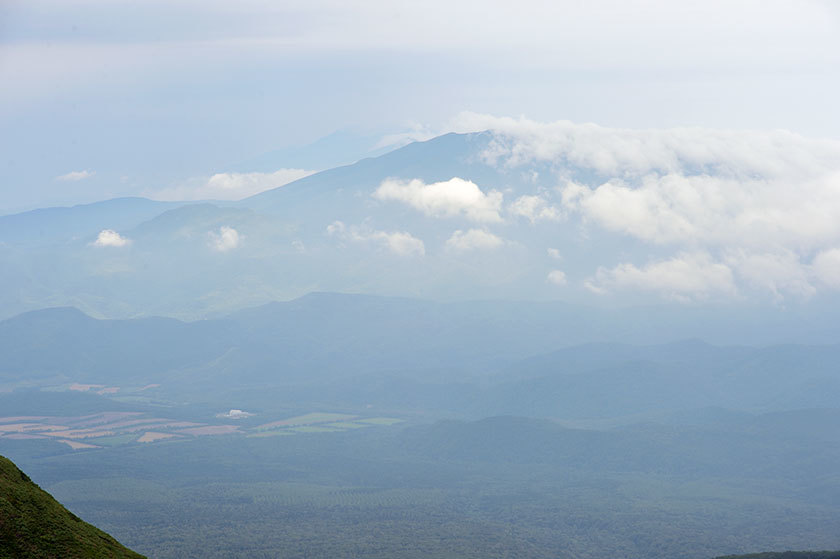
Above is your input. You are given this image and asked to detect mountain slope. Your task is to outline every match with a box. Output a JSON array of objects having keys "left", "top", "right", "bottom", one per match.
[{"left": 0, "top": 455, "right": 145, "bottom": 558}]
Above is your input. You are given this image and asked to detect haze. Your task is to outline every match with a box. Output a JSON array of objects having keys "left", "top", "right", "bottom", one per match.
[{"left": 2, "top": 2, "right": 840, "bottom": 559}]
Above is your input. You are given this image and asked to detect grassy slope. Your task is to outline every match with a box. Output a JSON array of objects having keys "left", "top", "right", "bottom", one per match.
[{"left": 0, "top": 455, "right": 145, "bottom": 559}]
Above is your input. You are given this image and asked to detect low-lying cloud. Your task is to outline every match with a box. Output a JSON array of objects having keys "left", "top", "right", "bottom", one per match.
[
  {"left": 586, "top": 252, "right": 737, "bottom": 301},
  {"left": 445, "top": 229, "right": 505, "bottom": 252},
  {"left": 546, "top": 270, "right": 567, "bottom": 286},
  {"left": 209, "top": 226, "right": 241, "bottom": 252},
  {"left": 374, "top": 177, "right": 503, "bottom": 223},
  {"left": 327, "top": 221, "right": 425, "bottom": 257},
  {"left": 56, "top": 170, "right": 95, "bottom": 182},
  {"left": 92, "top": 229, "right": 130, "bottom": 247}
]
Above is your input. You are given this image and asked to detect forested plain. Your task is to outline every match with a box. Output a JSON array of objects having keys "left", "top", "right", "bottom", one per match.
[
  {"left": 4, "top": 397, "right": 840, "bottom": 558},
  {"left": 2, "top": 299, "right": 840, "bottom": 558}
]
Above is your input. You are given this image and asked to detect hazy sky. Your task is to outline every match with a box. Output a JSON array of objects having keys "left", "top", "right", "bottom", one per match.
[{"left": 2, "top": 0, "right": 839, "bottom": 212}]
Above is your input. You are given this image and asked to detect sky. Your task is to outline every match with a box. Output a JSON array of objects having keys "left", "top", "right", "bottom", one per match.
[{"left": 1, "top": 0, "right": 840, "bottom": 213}]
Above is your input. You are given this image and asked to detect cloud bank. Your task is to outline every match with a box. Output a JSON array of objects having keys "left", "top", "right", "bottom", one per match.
[{"left": 446, "top": 114, "right": 840, "bottom": 300}]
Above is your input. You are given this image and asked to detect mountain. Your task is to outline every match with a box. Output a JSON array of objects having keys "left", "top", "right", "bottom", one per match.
[
  {"left": 2, "top": 130, "right": 840, "bottom": 326},
  {"left": 2, "top": 298, "right": 840, "bottom": 419},
  {"left": 0, "top": 454, "right": 145, "bottom": 558},
  {"left": 0, "top": 197, "right": 180, "bottom": 246}
]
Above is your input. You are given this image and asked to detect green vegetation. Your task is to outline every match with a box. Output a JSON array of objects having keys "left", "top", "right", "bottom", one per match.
[
  {"left": 288, "top": 425, "right": 344, "bottom": 433},
  {"left": 357, "top": 417, "right": 404, "bottom": 425},
  {"left": 323, "top": 421, "right": 370, "bottom": 429},
  {"left": 255, "top": 413, "right": 358, "bottom": 431},
  {"left": 0, "top": 454, "right": 145, "bottom": 559},
  {"left": 3, "top": 413, "right": 835, "bottom": 559}
]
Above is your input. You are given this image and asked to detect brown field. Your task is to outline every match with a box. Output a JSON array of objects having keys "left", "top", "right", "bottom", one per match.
[
  {"left": 68, "top": 383, "right": 105, "bottom": 392},
  {"left": 45, "top": 429, "right": 115, "bottom": 439},
  {"left": 137, "top": 432, "right": 180, "bottom": 443},
  {"left": 0, "top": 423, "right": 43, "bottom": 432},
  {"left": 0, "top": 416, "right": 48, "bottom": 423},
  {"left": 1, "top": 406, "right": 404, "bottom": 449}
]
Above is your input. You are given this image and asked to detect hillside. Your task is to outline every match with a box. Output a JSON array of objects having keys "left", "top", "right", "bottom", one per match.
[{"left": 0, "top": 455, "right": 145, "bottom": 559}]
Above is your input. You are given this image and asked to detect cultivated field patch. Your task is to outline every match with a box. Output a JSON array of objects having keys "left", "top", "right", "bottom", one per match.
[
  {"left": 138, "top": 432, "right": 181, "bottom": 443},
  {"left": 0, "top": 407, "right": 405, "bottom": 450}
]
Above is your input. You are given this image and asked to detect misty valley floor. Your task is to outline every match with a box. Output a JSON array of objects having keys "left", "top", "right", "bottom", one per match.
[
  {"left": 3, "top": 302, "right": 840, "bottom": 558},
  {"left": 4, "top": 400, "right": 840, "bottom": 559}
]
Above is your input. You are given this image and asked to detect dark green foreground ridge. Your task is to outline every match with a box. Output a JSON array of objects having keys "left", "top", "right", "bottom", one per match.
[{"left": 0, "top": 455, "right": 145, "bottom": 559}]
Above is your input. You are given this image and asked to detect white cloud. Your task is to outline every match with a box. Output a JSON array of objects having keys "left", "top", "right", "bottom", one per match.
[
  {"left": 152, "top": 169, "right": 314, "bottom": 201},
  {"left": 445, "top": 229, "right": 505, "bottom": 252},
  {"left": 812, "top": 248, "right": 840, "bottom": 289},
  {"left": 547, "top": 270, "right": 567, "bottom": 286},
  {"left": 92, "top": 229, "right": 130, "bottom": 247},
  {"left": 372, "top": 230, "right": 426, "bottom": 257},
  {"left": 327, "top": 220, "right": 424, "bottom": 257},
  {"left": 452, "top": 113, "right": 840, "bottom": 180},
  {"left": 725, "top": 249, "right": 815, "bottom": 300},
  {"left": 208, "top": 226, "right": 241, "bottom": 252},
  {"left": 588, "top": 252, "right": 736, "bottom": 301},
  {"left": 547, "top": 248, "right": 562, "bottom": 260},
  {"left": 326, "top": 221, "right": 346, "bottom": 236},
  {"left": 445, "top": 114, "right": 840, "bottom": 300},
  {"left": 509, "top": 194, "right": 560, "bottom": 223},
  {"left": 373, "top": 177, "right": 503, "bottom": 223},
  {"left": 56, "top": 170, "right": 95, "bottom": 181},
  {"left": 560, "top": 172, "right": 840, "bottom": 250}
]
